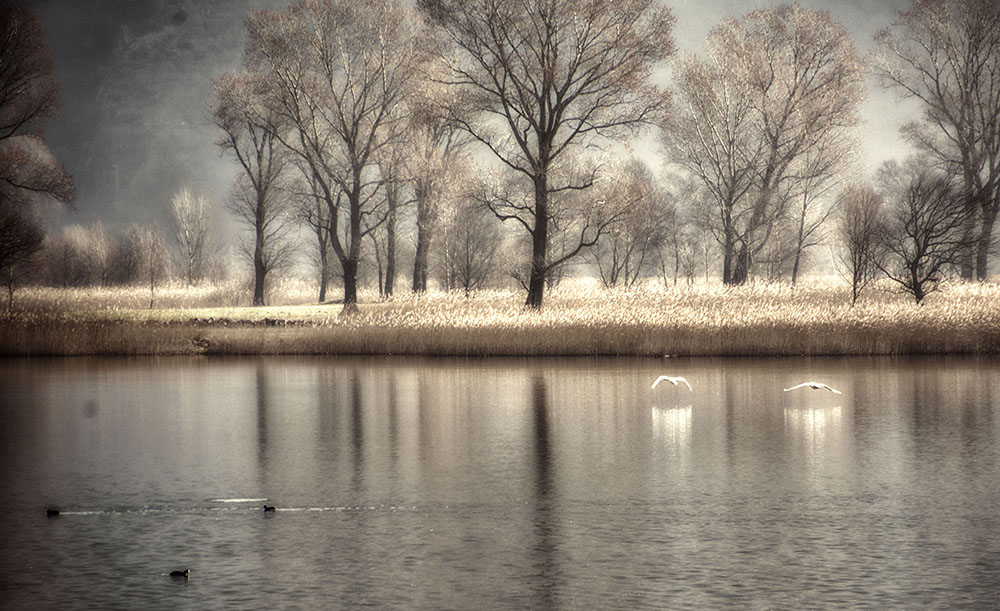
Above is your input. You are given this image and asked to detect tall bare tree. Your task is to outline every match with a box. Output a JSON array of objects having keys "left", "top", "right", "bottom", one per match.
[
  {"left": 873, "top": 0, "right": 1000, "bottom": 281},
  {"left": 663, "top": 51, "right": 758, "bottom": 285},
  {"left": 212, "top": 72, "right": 290, "bottom": 306},
  {"left": 419, "top": 0, "right": 675, "bottom": 308},
  {"left": 243, "top": 0, "right": 420, "bottom": 313},
  {"left": 407, "top": 71, "right": 470, "bottom": 293},
  {"left": 374, "top": 142, "right": 412, "bottom": 298},
  {"left": 664, "top": 5, "right": 864, "bottom": 284},
  {"left": 229, "top": 173, "right": 296, "bottom": 305}
]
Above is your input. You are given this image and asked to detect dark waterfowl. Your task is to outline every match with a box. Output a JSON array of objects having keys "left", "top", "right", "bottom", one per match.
[
  {"left": 46, "top": 508, "right": 60, "bottom": 517},
  {"left": 263, "top": 505, "right": 276, "bottom": 512},
  {"left": 170, "top": 569, "right": 190, "bottom": 579}
]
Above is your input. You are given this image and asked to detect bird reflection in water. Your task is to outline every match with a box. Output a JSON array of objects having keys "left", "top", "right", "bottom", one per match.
[
  {"left": 783, "top": 405, "right": 843, "bottom": 455},
  {"left": 651, "top": 404, "right": 692, "bottom": 449}
]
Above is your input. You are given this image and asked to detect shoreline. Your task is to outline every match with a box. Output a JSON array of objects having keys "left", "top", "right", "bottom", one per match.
[
  {"left": 4, "top": 282, "right": 999, "bottom": 357},
  {"left": 3, "top": 320, "right": 997, "bottom": 357}
]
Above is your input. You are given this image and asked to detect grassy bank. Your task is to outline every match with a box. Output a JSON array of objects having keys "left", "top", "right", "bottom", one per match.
[{"left": 3, "top": 279, "right": 999, "bottom": 357}]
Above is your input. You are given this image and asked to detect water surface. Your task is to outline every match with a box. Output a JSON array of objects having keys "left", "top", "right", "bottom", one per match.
[{"left": 1, "top": 355, "right": 998, "bottom": 609}]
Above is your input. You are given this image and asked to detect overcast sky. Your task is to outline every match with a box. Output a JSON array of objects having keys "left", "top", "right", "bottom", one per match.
[{"left": 23, "top": 0, "right": 917, "bottom": 235}]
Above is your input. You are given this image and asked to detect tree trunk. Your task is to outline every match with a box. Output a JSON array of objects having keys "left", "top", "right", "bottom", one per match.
[
  {"left": 976, "top": 213, "right": 995, "bottom": 282},
  {"left": 385, "top": 193, "right": 397, "bottom": 297},
  {"left": 525, "top": 176, "right": 548, "bottom": 309},
  {"left": 672, "top": 238, "right": 680, "bottom": 287},
  {"left": 911, "top": 265, "right": 924, "bottom": 304},
  {"left": 253, "top": 241, "right": 266, "bottom": 306},
  {"left": 791, "top": 205, "right": 807, "bottom": 286},
  {"left": 957, "top": 182, "right": 979, "bottom": 280},
  {"left": 253, "top": 192, "right": 267, "bottom": 306},
  {"left": 721, "top": 228, "right": 735, "bottom": 284},
  {"left": 341, "top": 171, "right": 363, "bottom": 314},
  {"left": 412, "top": 242, "right": 429, "bottom": 292},
  {"left": 957, "top": 240, "right": 975, "bottom": 281},
  {"left": 412, "top": 185, "right": 432, "bottom": 292},
  {"left": 342, "top": 258, "right": 358, "bottom": 310},
  {"left": 731, "top": 241, "right": 750, "bottom": 285},
  {"left": 317, "top": 245, "right": 328, "bottom": 303}
]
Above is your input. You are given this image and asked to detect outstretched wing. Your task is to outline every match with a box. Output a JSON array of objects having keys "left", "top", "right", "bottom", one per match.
[
  {"left": 783, "top": 382, "right": 812, "bottom": 392},
  {"left": 784, "top": 381, "right": 843, "bottom": 394}
]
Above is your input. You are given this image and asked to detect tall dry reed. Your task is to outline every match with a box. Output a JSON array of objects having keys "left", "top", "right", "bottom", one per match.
[{"left": 2, "top": 278, "right": 998, "bottom": 356}]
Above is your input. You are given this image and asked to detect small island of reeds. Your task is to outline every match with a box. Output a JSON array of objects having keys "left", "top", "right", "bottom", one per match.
[{"left": 3, "top": 278, "right": 999, "bottom": 357}]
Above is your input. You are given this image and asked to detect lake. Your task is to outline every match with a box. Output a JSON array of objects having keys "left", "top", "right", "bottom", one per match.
[{"left": 1, "top": 355, "right": 998, "bottom": 609}]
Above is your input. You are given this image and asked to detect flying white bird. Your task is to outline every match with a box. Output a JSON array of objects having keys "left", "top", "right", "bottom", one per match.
[
  {"left": 783, "top": 382, "right": 842, "bottom": 395},
  {"left": 651, "top": 375, "right": 692, "bottom": 391}
]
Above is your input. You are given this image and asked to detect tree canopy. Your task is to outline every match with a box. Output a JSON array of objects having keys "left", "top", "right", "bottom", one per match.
[{"left": 419, "top": 0, "right": 675, "bottom": 307}]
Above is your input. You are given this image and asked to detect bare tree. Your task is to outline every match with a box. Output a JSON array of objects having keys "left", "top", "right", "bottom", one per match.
[
  {"left": 0, "top": 5, "right": 74, "bottom": 208},
  {"left": 212, "top": 72, "right": 290, "bottom": 306},
  {"left": 663, "top": 52, "right": 758, "bottom": 285},
  {"left": 375, "top": 142, "right": 413, "bottom": 298},
  {"left": 41, "top": 223, "right": 111, "bottom": 287},
  {"left": 419, "top": 0, "right": 675, "bottom": 308},
  {"left": 659, "top": 221, "right": 701, "bottom": 287},
  {"left": 784, "top": 132, "right": 856, "bottom": 284},
  {"left": 122, "top": 224, "right": 169, "bottom": 309},
  {"left": 664, "top": 5, "right": 864, "bottom": 284},
  {"left": 836, "top": 184, "right": 886, "bottom": 305},
  {"left": 228, "top": 175, "right": 296, "bottom": 305},
  {"left": 243, "top": 0, "right": 420, "bottom": 313},
  {"left": 407, "top": 71, "right": 470, "bottom": 293},
  {"left": 877, "top": 165, "right": 975, "bottom": 303},
  {"left": 590, "top": 160, "right": 674, "bottom": 288},
  {"left": 86, "top": 221, "right": 113, "bottom": 287},
  {"left": 658, "top": 179, "right": 719, "bottom": 285},
  {"left": 872, "top": 0, "right": 1000, "bottom": 281},
  {"left": 0, "top": 5, "right": 73, "bottom": 300},
  {"left": 474, "top": 160, "right": 629, "bottom": 291},
  {"left": 295, "top": 170, "right": 335, "bottom": 303},
  {"left": 0, "top": 199, "right": 43, "bottom": 307},
  {"left": 169, "top": 188, "right": 212, "bottom": 286},
  {"left": 438, "top": 197, "right": 503, "bottom": 293},
  {"left": 43, "top": 230, "right": 79, "bottom": 288}
]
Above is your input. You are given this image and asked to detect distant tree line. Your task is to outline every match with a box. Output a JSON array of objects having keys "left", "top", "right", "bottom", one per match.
[{"left": 3, "top": 0, "right": 999, "bottom": 310}]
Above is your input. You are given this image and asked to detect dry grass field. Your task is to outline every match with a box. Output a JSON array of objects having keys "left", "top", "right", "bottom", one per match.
[{"left": 2, "top": 277, "right": 999, "bottom": 356}]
